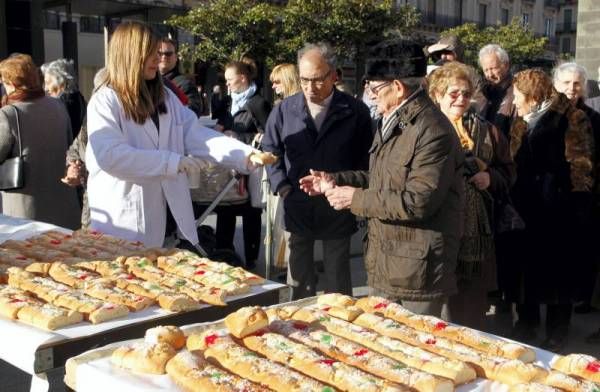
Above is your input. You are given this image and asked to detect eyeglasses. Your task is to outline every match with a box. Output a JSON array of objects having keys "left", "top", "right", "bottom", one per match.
[
  {"left": 299, "top": 70, "right": 331, "bottom": 87},
  {"left": 446, "top": 89, "right": 472, "bottom": 99},
  {"left": 158, "top": 51, "right": 175, "bottom": 57},
  {"left": 367, "top": 81, "right": 392, "bottom": 95},
  {"left": 271, "top": 79, "right": 281, "bottom": 84}
]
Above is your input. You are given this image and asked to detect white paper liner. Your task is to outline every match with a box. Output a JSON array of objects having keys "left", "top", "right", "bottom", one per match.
[{"left": 67, "top": 299, "right": 563, "bottom": 392}]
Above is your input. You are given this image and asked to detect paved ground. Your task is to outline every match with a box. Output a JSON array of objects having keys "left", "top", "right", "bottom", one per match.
[{"left": 3, "top": 215, "right": 599, "bottom": 391}]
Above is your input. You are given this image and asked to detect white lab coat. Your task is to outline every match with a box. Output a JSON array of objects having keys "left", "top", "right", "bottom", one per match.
[{"left": 85, "top": 86, "right": 253, "bottom": 247}]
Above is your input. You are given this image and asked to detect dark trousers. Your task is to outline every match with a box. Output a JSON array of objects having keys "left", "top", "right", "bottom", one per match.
[
  {"left": 517, "top": 303, "right": 572, "bottom": 339},
  {"left": 287, "top": 233, "right": 352, "bottom": 300},
  {"left": 215, "top": 201, "right": 262, "bottom": 263}
]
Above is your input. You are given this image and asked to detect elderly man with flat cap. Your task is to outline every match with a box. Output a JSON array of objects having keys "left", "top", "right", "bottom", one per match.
[{"left": 300, "top": 42, "right": 465, "bottom": 317}]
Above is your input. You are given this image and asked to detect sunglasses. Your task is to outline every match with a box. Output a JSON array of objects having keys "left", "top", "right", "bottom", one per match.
[
  {"left": 446, "top": 89, "right": 472, "bottom": 99},
  {"left": 158, "top": 51, "right": 175, "bottom": 57}
]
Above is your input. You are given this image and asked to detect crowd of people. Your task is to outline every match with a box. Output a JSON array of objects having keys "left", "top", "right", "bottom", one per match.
[{"left": 0, "top": 21, "right": 599, "bottom": 353}]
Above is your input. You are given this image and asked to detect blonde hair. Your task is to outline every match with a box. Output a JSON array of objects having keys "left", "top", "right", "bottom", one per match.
[
  {"left": 105, "top": 21, "right": 165, "bottom": 124},
  {"left": 270, "top": 63, "right": 301, "bottom": 98},
  {"left": 427, "top": 62, "right": 476, "bottom": 104}
]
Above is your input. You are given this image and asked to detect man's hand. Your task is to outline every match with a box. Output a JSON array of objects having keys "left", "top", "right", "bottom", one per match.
[
  {"left": 324, "top": 186, "right": 357, "bottom": 210},
  {"left": 299, "top": 169, "right": 335, "bottom": 196},
  {"left": 469, "top": 171, "right": 491, "bottom": 190}
]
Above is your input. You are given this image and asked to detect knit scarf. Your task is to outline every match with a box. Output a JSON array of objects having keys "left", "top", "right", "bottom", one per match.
[{"left": 230, "top": 82, "right": 257, "bottom": 116}]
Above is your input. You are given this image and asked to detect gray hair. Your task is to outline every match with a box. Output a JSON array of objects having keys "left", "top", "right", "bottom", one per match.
[
  {"left": 478, "top": 44, "right": 510, "bottom": 66},
  {"left": 297, "top": 42, "right": 337, "bottom": 69},
  {"left": 553, "top": 62, "right": 588, "bottom": 97},
  {"left": 41, "top": 58, "right": 77, "bottom": 93}
]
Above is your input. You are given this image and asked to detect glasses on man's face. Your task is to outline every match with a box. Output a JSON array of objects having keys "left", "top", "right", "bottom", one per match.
[
  {"left": 367, "top": 81, "right": 392, "bottom": 95},
  {"left": 158, "top": 51, "right": 175, "bottom": 58},
  {"left": 299, "top": 70, "right": 331, "bottom": 87},
  {"left": 446, "top": 89, "right": 472, "bottom": 100}
]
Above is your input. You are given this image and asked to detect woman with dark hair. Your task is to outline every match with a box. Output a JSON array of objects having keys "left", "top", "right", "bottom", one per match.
[
  {"left": 0, "top": 54, "right": 80, "bottom": 228},
  {"left": 428, "top": 62, "right": 515, "bottom": 331},
  {"left": 214, "top": 58, "right": 271, "bottom": 269},
  {"left": 85, "top": 21, "right": 260, "bottom": 247},
  {"left": 508, "top": 68, "right": 594, "bottom": 352}
]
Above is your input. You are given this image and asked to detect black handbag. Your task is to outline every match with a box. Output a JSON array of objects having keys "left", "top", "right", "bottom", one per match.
[{"left": 0, "top": 105, "right": 24, "bottom": 190}]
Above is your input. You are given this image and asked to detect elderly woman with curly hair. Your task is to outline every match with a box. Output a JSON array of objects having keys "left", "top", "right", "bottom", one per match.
[
  {"left": 41, "top": 58, "right": 86, "bottom": 139},
  {"left": 507, "top": 68, "right": 594, "bottom": 352},
  {"left": 428, "top": 62, "right": 515, "bottom": 330}
]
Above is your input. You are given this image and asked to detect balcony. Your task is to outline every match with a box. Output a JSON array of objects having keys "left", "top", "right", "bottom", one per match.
[
  {"left": 544, "top": 0, "right": 559, "bottom": 7},
  {"left": 419, "top": 12, "right": 478, "bottom": 29},
  {"left": 555, "top": 22, "right": 576, "bottom": 33}
]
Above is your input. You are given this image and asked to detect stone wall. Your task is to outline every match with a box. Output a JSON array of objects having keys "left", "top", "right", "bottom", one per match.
[{"left": 576, "top": 0, "right": 600, "bottom": 80}]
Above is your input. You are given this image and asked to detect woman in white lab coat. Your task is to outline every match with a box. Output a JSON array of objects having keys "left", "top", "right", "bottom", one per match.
[{"left": 85, "top": 21, "right": 255, "bottom": 247}]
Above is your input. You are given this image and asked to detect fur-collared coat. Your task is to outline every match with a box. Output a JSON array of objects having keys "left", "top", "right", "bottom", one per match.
[{"left": 508, "top": 92, "right": 594, "bottom": 304}]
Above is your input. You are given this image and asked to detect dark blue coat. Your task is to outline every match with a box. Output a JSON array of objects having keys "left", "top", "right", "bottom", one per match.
[{"left": 263, "top": 89, "right": 373, "bottom": 239}]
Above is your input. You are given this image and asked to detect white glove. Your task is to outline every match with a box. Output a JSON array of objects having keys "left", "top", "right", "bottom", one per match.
[{"left": 178, "top": 156, "right": 211, "bottom": 173}]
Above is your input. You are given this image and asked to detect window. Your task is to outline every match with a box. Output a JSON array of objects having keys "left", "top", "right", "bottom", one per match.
[
  {"left": 44, "top": 11, "right": 60, "bottom": 30},
  {"left": 479, "top": 3, "right": 487, "bottom": 27},
  {"left": 455, "top": 0, "right": 463, "bottom": 24},
  {"left": 562, "top": 37, "right": 571, "bottom": 54},
  {"left": 426, "top": 0, "right": 437, "bottom": 24},
  {"left": 80, "top": 16, "right": 104, "bottom": 34},
  {"left": 545, "top": 18, "right": 553, "bottom": 36},
  {"left": 522, "top": 13, "right": 530, "bottom": 25},
  {"left": 563, "top": 9, "right": 573, "bottom": 31},
  {"left": 501, "top": 8, "right": 509, "bottom": 25}
]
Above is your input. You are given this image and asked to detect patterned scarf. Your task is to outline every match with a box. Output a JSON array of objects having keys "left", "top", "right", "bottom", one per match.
[{"left": 454, "top": 113, "right": 495, "bottom": 280}]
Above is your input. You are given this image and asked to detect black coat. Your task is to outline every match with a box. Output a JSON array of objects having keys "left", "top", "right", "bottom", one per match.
[
  {"left": 226, "top": 92, "right": 271, "bottom": 145},
  {"left": 60, "top": 90, "right": 86, "bottom": 139},
  {"left": 508, "top": 93, "right": 594, "bottom": 304},
  {"left": 263, "top": 90, "right": 373, "bottom": 239}
]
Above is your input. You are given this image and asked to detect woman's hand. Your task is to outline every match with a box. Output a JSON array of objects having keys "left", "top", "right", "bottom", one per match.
[
  {"left": 469, "top": 171, "right": 491, "bottom": 190},
  {"left": 61, "top": 160, "right": 85, "bottom": 187},
  {"left": 299, "top": 169, "right": 335, "bottom": 196}
]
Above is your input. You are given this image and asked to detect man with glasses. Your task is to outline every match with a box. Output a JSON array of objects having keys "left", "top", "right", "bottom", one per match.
[
  {"left": 299, "top": 42, "right": 464, "bottom": 318},
  {"left": 263, "top": 42, "right": 373, "bottom": 300},
  {"left": 158, "top": 38, "right": 203, "bottom": 117}
]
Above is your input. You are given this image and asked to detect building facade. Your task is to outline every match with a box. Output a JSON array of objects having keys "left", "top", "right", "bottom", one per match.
[{"left": 398, "top": 0, "right": 577, "bottom": 57}]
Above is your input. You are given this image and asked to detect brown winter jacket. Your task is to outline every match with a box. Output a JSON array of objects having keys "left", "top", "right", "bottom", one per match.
[{"left": 334, "top": 89, "right": 465, "bottom": 301}]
